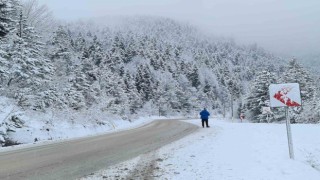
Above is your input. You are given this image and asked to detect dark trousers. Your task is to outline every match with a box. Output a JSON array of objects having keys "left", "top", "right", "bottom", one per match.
[{"left": 201, "top": 119, "right": 209, "bottom": 127}]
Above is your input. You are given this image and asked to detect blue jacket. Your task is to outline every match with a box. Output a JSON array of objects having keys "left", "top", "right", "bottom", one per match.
[{"left": 200, "top": 109, "right": 210, "bottom": 119}]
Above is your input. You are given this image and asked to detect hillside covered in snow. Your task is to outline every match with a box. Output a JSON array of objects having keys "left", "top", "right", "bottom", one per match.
[{"left": 1, "top": 0, "right": 319, "bottom": 146}]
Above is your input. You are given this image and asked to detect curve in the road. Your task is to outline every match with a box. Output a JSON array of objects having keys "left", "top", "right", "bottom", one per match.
[{"left": 0, "top": 119, "right": 198, "bottom": 180}]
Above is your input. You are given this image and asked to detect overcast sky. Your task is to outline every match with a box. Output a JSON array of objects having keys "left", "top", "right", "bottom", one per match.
[{"left": 38, "top": 0, "right": 320, "bottom": 57}]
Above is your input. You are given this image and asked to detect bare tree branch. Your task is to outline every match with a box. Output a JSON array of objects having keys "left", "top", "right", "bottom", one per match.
[{"left": 21, "top": 0, "right": 56, "bottom": 35}]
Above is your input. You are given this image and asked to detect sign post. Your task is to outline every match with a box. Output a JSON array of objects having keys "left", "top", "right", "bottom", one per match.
[
  {"left": 285, "top": 107, "right": 294, "bottom": 159},
  {"left": 231, "top": 93, "right": 233, "bottom": 122},
  {"left": 269, "top": 83, "right": 302, "bottom": 160}
]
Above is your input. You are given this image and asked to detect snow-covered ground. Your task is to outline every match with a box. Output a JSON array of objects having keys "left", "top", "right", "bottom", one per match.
[
  {"left": 81, "top": 118, "right": 320, "bottom": 180},
  {"left": 2, "top": 95, "right": 320, "bottom": 180},
  {"left": 2, "top": 96, "right": 197, "bottom": 151},
  {"left": 0, "top": 113, "right": 164, "bottom": 152},
  {"left": 1, "top": 97, "right": 172, "bottom": 150}
]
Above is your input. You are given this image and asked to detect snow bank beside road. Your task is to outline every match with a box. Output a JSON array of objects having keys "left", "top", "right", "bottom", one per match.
[
  {"left": 0, "top": 114, "right": 159, "bottom": 150},
  {"left": 0, "top": 97, "right": 165, "bottom": 149},
  {"left": 82, "top": 119, "right": 320, "bottom": 180}
]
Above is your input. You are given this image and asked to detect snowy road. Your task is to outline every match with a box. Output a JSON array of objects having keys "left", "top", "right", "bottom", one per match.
[
  {"left": 0, "top": 120, "right": 198, "bottom": 180},
  {"left": 82, "top": 119, "right": 320, "bottom": 180}
]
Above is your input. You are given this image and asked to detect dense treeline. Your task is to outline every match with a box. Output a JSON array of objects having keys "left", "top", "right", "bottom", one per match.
[{"left": 1, "top": 0, "right": 319, "bottom": 123}]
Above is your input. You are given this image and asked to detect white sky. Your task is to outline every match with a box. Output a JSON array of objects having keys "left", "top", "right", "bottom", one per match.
[{"left": 38, "top": 0, "right": 320, "bottom": 57}]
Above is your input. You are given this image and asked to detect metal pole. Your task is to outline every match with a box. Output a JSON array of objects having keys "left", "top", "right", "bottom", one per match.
[
  {"left": 223, "top": 102, "right": 226, "bottom": 118},
  {"left": 231, "top": 94, "right": 233, "bottom": 122},
  {"left": 285, "top": 107, "right": 295, "bottom": 159}
]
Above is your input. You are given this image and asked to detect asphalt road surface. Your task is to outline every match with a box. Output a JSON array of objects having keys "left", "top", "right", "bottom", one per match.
[{"left": 0, "top": 119, "right": 198, "bottom": 180}]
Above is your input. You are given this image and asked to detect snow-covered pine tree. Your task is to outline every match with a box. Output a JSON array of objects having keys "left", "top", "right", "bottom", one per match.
[
  {"left": 18, "top": 11, "right": 46, "bottom": 58},
  {"left": 244, "top": 70, "right": 277, "bottom": 122},
  {"left": 61, "top": 34, "right": 104, "bottom": 109},
  {"left": 102, "top": 70, "right": 128, "bottom": 116},
  {"left": 124, "top": 72, "right": 142, "bottom": 114},
  {"left": 203, "top": 80, "right": 219, "bottom": 109},
  {"left": 161, "top": 82, "right": 179, "bottom": 115},
  {"left": 281, "top": 59, "right": 315, "bottom": 102},
  {"left": 87, "top": 35, "right": 104, "bottom": 66},
  {"left": 107, "top": 34, "right": 125, "bottom": 72},
  {"left": 175, "top": 84, "right": 192, "bottom": 114},
  {"left": 135, "top": 64, "right": 155, "bottom": 102},
  {"left": 49, "top": 26, "right": 72, "bottom": 61},
  {"left": 5, "top": 11, "right": 53, "bottom": 109},
  {"left": 187, "top": 65, "right": 201, "bottom": 89},
  {"left": 0, "top": 0, "right": 19, "bottom": 83},
  {"left": 46, "top": 26, "right": 84, "bottom": 110},
  {"left": 74, "top": 32, "right": 87, "bottom": 53},
  {"left": 312, "top": 97, "right": 320, "bottom": 123},
  {"left": 0, "top": 0, "right": 20, "bottom": 38},
  {"left": 0, "top": 0, "right": 12, "bottom": 38},
  {"left": 280, "top": 59, "right": 317, "bottom": 123},
  {"left": 149, "top": 47, "right": 162, "bottom": 71},
  {"left": 124, "top": 35, "right": 138, "bottom": 64}
]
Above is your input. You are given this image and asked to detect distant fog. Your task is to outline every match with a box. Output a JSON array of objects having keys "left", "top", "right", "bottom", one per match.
[{"left": 38, "top": 0, "right": 320, "bottom": 58}]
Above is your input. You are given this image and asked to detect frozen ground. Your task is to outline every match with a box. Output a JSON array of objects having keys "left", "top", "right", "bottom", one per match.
[{"left": 81, "top": 118, "right": 320, "bottom": 180}]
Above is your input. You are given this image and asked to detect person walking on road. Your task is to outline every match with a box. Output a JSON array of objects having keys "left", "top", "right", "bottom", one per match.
[{"left": 200, "top": 108, "right": 210, "bottom": 128}]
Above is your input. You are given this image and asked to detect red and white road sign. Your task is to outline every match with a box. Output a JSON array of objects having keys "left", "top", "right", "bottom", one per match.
[{"left": 269, "top": 83, "right": 302, "bottom": 107}]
